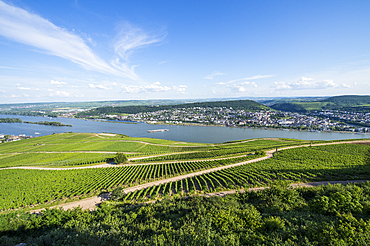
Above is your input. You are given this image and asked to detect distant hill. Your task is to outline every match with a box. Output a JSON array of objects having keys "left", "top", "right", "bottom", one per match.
[
  {"left": 271, "top": 95, "right": 370, "bottom": 113},
  {"left": 76, "top": 99, "right": 270, "bottom": 117}
]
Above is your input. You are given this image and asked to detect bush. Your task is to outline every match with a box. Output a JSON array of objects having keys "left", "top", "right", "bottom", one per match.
[{"left": 114, "top": 152, "right": 128, "bottom": 164}]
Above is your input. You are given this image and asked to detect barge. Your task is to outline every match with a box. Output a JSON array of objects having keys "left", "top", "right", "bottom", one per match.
[{"left": 148, "top": 129, "right": 169, "bottom": 133}]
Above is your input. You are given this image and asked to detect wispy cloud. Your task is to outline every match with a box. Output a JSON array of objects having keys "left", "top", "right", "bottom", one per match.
[
  {"left": 217, "top": 74, "right": 274, "bottom": 85},
  {"left": 121, "top": 81, "right": 171, "bottom": 93},
  {"left": 0, "top": 1, "right": 164, "bottom": 81},
  {"left": 112, "top": 22, "right": 166, "bottom": 81},
  {"left": 274, "top": 77, "right": 351, "bottom": 90},
  {"left": 203, "top": 71, "right": 226, "bottom": 80},
  {"left": 0, "top": 65, "right": 20, "bottom": 70},
  {"left": 157, "top": 60, "right": 168, "bottom": 65}
]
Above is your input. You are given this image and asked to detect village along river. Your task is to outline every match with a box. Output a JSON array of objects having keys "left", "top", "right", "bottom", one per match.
[{"left": 0, "top": 115, "right": 368, "bottom": 143}]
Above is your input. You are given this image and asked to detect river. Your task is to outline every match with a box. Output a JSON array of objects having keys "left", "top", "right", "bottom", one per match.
[{"left": 0, "top": 115, "right": 368, "bottom": 143}]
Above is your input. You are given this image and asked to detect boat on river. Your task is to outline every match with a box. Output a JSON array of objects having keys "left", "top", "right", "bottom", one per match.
[{"left": 148, "top": 129, "right": 169, "bottom": 133}]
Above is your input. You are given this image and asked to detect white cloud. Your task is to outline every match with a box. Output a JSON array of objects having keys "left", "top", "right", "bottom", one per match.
[
  {"left": 227, "top": 81, "right": 257, "bottom": 92},
  {"left": 69, "top": 85, "right": 78, "bottom": 88},
  {"left": 216, "top": 82, "right": 226, "bottom": 85},
  {"left": 49, "top": 90, "right": 71, "bottom": 97},
  {"left": 274, "top": 77, "right": 351, "bottom": 90},
  {"left": 23, "top": 93, "right": 29, "bottom": 97},
  {"left": 240, "top": 81, "right": 257, "bottom": 87},
  {"left": 10, "top": 94, "right": 20, "bottom": 98},
  {"left": 173, "top": 85, "right": 187, "bottom": 93},
  {"left": 112, "top": 82, "right": 118, "bottom": 86},
  {"left": 274, "top": 81, "right": 292, "bottom": 90},
  {"left": 121, "top": 81, "right": 171, "bottom": 93},
  {"left": 0, "top": 90, "right": 5, "bottom": 93},
  {"left": 74, "top": 93, "right": 85, "bottom": 98},
  {"left": 203, "top": 71, "right": 226, "bottom": 80},
  {"left": 88, "top": 84, "right": 111, "bottom": 90},
  {"left": 51, "top": 80, "right": 67, "bottom": 85},
  {"left": 0, "top": 1, "right": 164, "bottom": 81},
  {"left": 17, "top": 87, "right": 30, "bottom": 90}
]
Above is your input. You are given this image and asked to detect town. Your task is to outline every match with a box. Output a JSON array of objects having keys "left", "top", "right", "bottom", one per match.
[{"left": 100, "top": 107, "right": 370, "bottom": 133}]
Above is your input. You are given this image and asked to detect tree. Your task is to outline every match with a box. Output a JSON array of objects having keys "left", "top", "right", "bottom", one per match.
[{"left": 114, "top": 152, "right": 128, "bottom": 164}]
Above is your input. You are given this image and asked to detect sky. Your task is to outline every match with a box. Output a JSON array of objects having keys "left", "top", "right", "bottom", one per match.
[{"left": 0, "top": 0, "right": 370, "bottom": 104}]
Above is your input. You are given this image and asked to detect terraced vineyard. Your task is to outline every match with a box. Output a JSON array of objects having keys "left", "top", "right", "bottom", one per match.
[
  {"left": 117, "top": 144, "right": 370, "bottom": 203},
  {"left": 0, "top": 154, "right": 262, "bottom": 210}
]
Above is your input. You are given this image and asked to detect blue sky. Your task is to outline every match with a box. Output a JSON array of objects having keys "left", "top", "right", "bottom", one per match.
[{"left": 0, "top": 0, "right": 370, "bottom": 103}]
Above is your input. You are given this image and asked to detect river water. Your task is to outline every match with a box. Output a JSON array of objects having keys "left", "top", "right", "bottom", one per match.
[{"left": 0, "top": 115, "right": 368, "bottom": 143}]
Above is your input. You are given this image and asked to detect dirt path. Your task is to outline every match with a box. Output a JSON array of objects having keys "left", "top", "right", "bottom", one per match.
[
  {"left": 30, "top": 179, "right": 370, "bottom": 213},
  {"left": 22, "top": 139, "right": 370, "bottom": 212}
]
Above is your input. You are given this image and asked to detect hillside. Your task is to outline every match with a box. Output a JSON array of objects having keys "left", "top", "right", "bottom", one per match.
[
  {"left": 271, "top": 95, "right": 370, "bottom": 113},
  {"left": 2, "top": 139, "right": 370, "bottom": 245},
  {"left": 76, "top": 99, "right": 270, "bottom": 117}
]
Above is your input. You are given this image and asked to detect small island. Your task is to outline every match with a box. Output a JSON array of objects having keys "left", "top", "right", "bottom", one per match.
[{"left": 0, "top": 117, "right": 72, "bottom": 127}]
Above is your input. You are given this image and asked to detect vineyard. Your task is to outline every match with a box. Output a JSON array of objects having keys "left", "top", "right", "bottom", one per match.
[
  {"left": 0, "top": 153, "right": 116, "bottom": 168},
  {"left": 0, "top": 132, "right": 307, "bottom": 167},
  {"left": 115, "top": 144, "right": 370, "bottom": 203},
  {"left": 1, "top": 132, "right": 369, "bottom": 211},
  {"left": 0, "top": 154, "right": 262, "bottom": 210}
]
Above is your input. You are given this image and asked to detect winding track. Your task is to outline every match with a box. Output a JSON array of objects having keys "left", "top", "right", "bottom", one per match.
[{"left": 28, "top": 140, "right": 370, "bottom": 212}]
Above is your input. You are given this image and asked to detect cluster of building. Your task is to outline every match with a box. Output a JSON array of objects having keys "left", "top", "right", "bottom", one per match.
[
  {"left": 0, "top": 134, "right": 33, "bottom": 143},
  {"left": 107, "top": 107, "right": 369, "bottom": 133}
]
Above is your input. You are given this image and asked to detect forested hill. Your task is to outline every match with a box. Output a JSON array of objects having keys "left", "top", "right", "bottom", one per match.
[
  {"left": 270, "top": 95, "right": 370, "bottom": 113},
  {"left": 76, "top": 99, "right": 270, "bottom": 117}
]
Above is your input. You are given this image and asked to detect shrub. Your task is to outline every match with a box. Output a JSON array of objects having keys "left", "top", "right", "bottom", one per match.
[{"left": 114, "top": 152, "right": 128, "bottom": 164}]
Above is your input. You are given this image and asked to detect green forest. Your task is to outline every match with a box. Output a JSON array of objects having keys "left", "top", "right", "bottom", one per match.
[
  {"left": 271, "top": 95, "right": 370, "bottom": 113},
  {"left": 2, "top": 182, "right": 370, "bottom": 245},
  {"left": 0, "top": 118, "right": 72, "bottom": 127},
  {"left": 75, "top": 99, "right": 270, "bottom": 117}
]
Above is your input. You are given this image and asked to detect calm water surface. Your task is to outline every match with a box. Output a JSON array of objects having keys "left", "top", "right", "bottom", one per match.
[{"left": 0, "top": 115, "right": 368, "bottom": 143}]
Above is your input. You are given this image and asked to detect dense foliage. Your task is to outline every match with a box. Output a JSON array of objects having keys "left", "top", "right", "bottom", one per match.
[
  {"left": 76, "top": 99, "right": 270, "bottom": 117},
  {"left": 2, "top": 182, "right": 370, "bottom": 245},
  {"left": 0, "top": 117, "right": 22, "bottom": 123},
  {"left": 0, "top": 118, "right": 71, "bottom": 126},
  {"left": 114, "top": 152, "right": 128, "bottom": 164},
  {"left": 23, "top": 121, "right": 72, "bottom": 127}
]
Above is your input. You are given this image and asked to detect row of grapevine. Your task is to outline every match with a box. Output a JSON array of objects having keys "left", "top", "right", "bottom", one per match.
[
  {"left": 132, "top": 141, "right": 303, "bottom": 163},
  {"left": 116, "top": 144, "right": 370, "bottom": 203},
  {"left": 0, "top": 153, "right": 261, "bottom": 210}
]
